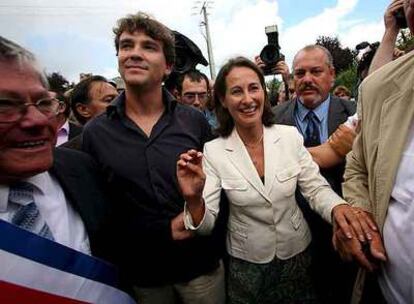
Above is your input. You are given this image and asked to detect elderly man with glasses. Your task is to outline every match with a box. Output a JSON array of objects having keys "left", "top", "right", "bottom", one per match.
[{"left": 0, "top": 36, "right": 131, "bottom": 302}]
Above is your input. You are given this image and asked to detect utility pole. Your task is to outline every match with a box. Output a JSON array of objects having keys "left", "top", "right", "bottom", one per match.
[{"left": 194, "top": 1, "right": 216, "bottom": 79}]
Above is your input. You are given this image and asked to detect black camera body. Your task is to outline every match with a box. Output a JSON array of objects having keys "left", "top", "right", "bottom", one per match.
[{"left": 260, "top": 25, "right": 283, "bottom": 75}]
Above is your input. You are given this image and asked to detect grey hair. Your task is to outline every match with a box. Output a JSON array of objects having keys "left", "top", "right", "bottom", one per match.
[
  {"left": 0, "top": 36, "right": 49, "bottom": 88},
  {"left": 293, "top": 44, "right": 334, "bottom": 69}
]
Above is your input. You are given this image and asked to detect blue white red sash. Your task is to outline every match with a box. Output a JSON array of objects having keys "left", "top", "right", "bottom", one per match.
[{"left": 0, "top": 219, "right": 136, "bottom": 304}]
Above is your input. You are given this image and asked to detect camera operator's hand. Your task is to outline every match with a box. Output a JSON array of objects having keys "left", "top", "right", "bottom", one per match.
[
  {"left": 254, "top": 55, "right": 266, "bottom": 70},
  {"left": 271, "top": 61, "right": 290, "bottom": 83},
  {"left": 384, "top": 0, "right": 404, "bottom": 34},
  {"left": 368, "top": 0, "right": 404, "bottom": 75},
  {"left": 393, "top": 47, "right": 405, "bottom": 59}
]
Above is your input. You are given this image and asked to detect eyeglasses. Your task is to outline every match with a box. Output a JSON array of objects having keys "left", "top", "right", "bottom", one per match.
[
  {"left": 0, "top": 97, "right": 65, "bottom": 123},
  {"left": 182, "top": 92, "right": 209, "bottom": 103}
]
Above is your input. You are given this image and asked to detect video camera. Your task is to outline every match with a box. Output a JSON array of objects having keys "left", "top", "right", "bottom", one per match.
[
  {"left": 173, "top": 31, "right": 208, "bottom": 74},
  {"left": 355, "top": 41, "right": 380, "bottom": 80},
  {"left": 164, "top": 31, "right": 208, "bottom": 93},
  {"left": 259, "top": 25, "right": 284, "bottom": 76}
]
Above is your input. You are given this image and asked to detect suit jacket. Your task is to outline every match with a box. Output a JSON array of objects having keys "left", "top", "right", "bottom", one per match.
[
  {"left": 192, "top": 125, "right": 345, "bottom": 263},
  {"left": 50, "top": 147, "right": 114, "bottom": 260},
  {"left": 343, "top": 52, "right": 414, "bottom": 304},
  {"left": 62, "top": 134, "right": 82, "bottom": 151},
  {"left": 273, "top": 96, "right": 356, "bottom": 193},
  {"left": 68, "top": 122, "right": 83, "bottom": 140}
]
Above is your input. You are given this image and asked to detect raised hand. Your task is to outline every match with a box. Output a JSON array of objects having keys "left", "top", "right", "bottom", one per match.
[
  {"left": 254, "top": 55, "right": 266, "bottom": 70},
  {"left": 177, "top": 149, "right": 205, "bottom": 203},
  {"left": 271, "top": 60, "right": 290, "bottom": 82},
  {"left": 384, "top": 0, "right": 405, "bottom": 32}
]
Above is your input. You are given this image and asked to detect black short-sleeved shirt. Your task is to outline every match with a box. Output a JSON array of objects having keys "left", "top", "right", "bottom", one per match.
[{"left": 82, "top": 89, "right": 223, "bottom": 287}]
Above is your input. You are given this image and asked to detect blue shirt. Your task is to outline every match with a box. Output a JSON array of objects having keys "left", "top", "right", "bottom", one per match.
[{"left": 294, "top": 95, "right": 331, "bottom": 143}]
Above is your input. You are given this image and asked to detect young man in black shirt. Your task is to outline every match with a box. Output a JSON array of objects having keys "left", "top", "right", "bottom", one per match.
[{"left": 82, "top": 12, "right": 224, "bottom": 304}]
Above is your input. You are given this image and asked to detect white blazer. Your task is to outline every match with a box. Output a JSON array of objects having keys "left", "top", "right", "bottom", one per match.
[{"left": 185, "top": 124, "right": 346, "bottom": 263}]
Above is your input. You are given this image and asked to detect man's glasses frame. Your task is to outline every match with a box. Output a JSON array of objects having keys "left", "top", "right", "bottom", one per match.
[{"left": 0, "top": 97, "right": 66, "bottom": 123}]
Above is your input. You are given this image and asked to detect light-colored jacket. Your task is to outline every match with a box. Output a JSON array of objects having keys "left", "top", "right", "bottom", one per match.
[
  {"left": 185, "top": 124, "right": 345, "bottom": 263},
  {"left": 343, "top": 51, "right": 414, "bottom": 304}
]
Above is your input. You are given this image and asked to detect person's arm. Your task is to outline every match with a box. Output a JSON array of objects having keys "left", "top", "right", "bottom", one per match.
[
  {"left": 292, "top": 128, "right": 375, "bottom": 242},
  {"left": 308, "top": 143, "right": 344, "bottom": 169},
  {"left": 177, "top": 148, "right": 222, "bottom": 235},
  {"left": 368, "top": 0, "right": 404, "bottom": 75},
  {"left": 307, "top": 123, "right": 357, "bottom": 168},
  {"left": 334, "top": 88, "right": 387, "bottom": 271}
]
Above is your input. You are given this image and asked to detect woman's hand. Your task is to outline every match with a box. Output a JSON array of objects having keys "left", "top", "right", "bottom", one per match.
[
  {"left": 332, "top": 205, "right": 378, "bottom": 242},
  {"left": 331, "top": 205, "right": 386, "bottom": 270},
  {"left": 177, "top": 149, "right": 205, "bottom": 205}
]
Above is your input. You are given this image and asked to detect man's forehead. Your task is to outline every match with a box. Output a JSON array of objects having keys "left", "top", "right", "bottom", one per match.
[
  {"left": 183, "top": 77, "right": 208, "bottom": 91},
  {"left": 294, "top": 49, "right": 328, "bottom": 68},
  {"left": 0, "top": 64, "right": 48, "bottom": 103},
  {"left": 119, "top": 30, "right": 161, "bottom": 44},
  {"left": 90, "top": 81, "right": 117, "bottom": 97}
]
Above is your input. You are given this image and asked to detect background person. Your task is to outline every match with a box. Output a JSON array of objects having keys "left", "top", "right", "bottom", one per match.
[
  {"left": 70, "top": 75, "right": 118, "bottom": 126},
  {"left": 333, "top": 85, "right": 352, "bottom": 101},
  {"left": 176, "top": 69, "right": 218, "bottom": 129}
]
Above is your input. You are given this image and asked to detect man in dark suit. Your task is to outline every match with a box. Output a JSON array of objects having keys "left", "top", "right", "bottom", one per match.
[
  {"left": 0, "top": 35, "right": 114, "bottom": 275},
  {"left": 273, "top": 45, "right": 356, "bottom": 304}
]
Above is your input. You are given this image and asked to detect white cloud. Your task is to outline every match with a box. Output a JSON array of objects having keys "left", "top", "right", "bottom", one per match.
[
  {"left": 280, "top": 0, "right": 360, "bottom": 67},
  {"left": 0, "top": 0, "right": 386, "bottom": 82}
]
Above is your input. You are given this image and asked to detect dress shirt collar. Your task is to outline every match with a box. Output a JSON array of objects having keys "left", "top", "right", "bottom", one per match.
[
  {"left": 106, "top": 87, "right": 177, "bottom": 120},
  {"left": 296, "top": 95, "right": 331, "bottom": 123},
  {"left": 0, "top": 172, "right": 50, "bottom": 212},
  {"left": 58, "top": 120, "right": 69, "bottom": 135}
]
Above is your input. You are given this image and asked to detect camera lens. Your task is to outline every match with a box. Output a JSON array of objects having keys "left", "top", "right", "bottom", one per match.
[{"left": 260, "top": 45, "right": 280, "bottom": 65}]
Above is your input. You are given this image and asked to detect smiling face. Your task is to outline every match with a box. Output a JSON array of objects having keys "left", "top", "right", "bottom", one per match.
[
  {"left": 117, "top": 30, "right": 172, "bottom": 90},
  {"left": 221, "top": 66, "right": 265, "bottom": 131},
  {"left": 0, "top": 61, "right": 58, "bottom": 184},
  {"left": 293, "top": 48, "right": 335, "bottom": 109}
]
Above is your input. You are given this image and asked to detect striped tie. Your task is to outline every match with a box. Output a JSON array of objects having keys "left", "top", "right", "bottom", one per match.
[{"left": 8, "top": 182, "right": 54, "bottom": 240}]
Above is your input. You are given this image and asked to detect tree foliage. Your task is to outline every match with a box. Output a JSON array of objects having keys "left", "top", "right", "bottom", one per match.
[
  {"left": 316, "top": 36, "right": 356, "bottom": 74},
  {"left": 334, "top": 65, "right": 358, "bottom": 97},
  {"left": 47, "top": 72, "right": 70, "bottom": 94},
  {"left": 396, "top": 28, "right": 414, "bottom": 52},
  {"left": 266, "top": 77, "right": 281, "bottom": 95}
]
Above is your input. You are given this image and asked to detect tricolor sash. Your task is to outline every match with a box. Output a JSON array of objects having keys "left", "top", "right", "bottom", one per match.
[{"left": 0, "top": 219, "right": 136, "bottom": 304}]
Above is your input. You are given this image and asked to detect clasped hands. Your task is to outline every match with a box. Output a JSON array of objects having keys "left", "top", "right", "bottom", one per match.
[{"left": 332, "top": 205, "right": 387, "bottom": 272}]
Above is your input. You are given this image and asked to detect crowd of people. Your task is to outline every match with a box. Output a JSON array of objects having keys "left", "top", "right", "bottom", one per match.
[{"left": 0, "top": 0, "right": 413, "bottom": 303}]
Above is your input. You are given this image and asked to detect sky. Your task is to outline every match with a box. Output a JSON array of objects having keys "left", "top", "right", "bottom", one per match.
[{"left": 0, "top": 0, "right": 391, "bottom": 82}]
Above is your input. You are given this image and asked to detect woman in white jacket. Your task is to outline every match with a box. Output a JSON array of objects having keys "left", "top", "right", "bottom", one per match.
[{"left": 176, "top": 57, "right": 375, "bottom": 304}]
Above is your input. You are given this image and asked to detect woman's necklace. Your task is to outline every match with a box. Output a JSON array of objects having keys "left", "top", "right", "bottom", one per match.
[{"left": 243, "top": 133, "right": 264, "bottom": 149}]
